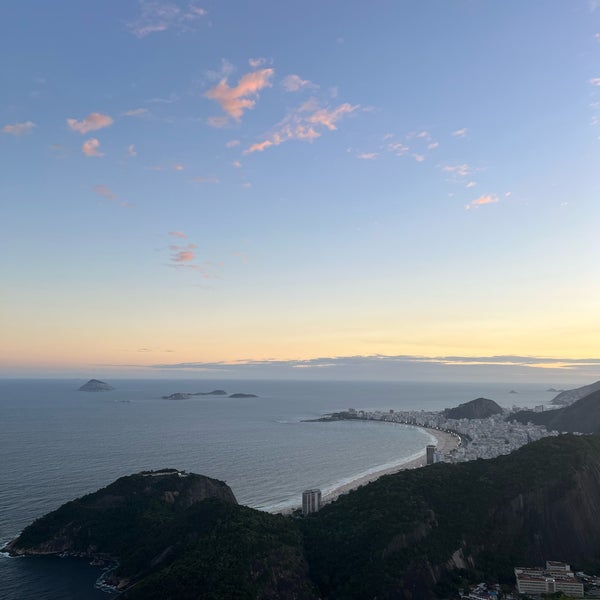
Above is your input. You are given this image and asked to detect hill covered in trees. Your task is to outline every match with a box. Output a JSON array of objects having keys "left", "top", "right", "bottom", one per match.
[
  {"left": 6, "top": 436, "right": 600, "bottom": 599},
  {"left": 512, "top": 389, "right": 600, "bottom": 434}
]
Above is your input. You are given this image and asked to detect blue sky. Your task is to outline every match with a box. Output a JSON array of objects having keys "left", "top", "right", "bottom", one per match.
[{"left": 2, "top": 1, "right": 600, "bottom": 382}]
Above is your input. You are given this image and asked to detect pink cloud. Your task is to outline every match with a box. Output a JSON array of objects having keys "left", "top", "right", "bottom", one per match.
[
  {"left": 67, "top": 112, "right": 113, "bottom": 134},
  {"left": 244, "top": 101, "right": 358, "bottom": 154},
  {"left": 413, "top": 154, "right": 425, "bottom": 162},
  {"left": 307, "top": 103, "right": 357, "bottom": 130},
  {"left": 467, "top": 194, "right": 499, "bottom": 208},
  {"left": 466, "top": 181, "right": 477, "bottom": 188},
  {"left": 452, "top": 128, "right": 468, "bottom": 137},
  {"left": 205, "top": 68, "right": 274, "bottom": 121},
  {"left": 2, "top": 121, "right": 36, "bottom": 136},
  {"left": 590, "top": 78, "right": 600, "bottom": 86},
  {"left": 169, "top": 231, "right": 187, "bottom": 238},
  {"left": 173, "top": 250, "right": 195, "bottom": 262},
  {"left": 232, "top": 160, "right": 242, "bottom": 168},
  {"left": 358, "top": 152, "right": 378, "bottom": 160},
  {"left": 428, "top": 141, "right": 439, "bottom": 150},
  {"left": 92, "top": 184, "right": 116, "bottom": 200},
  {"left": 82, "top": 138, "right": 103, "bottom": 157}
]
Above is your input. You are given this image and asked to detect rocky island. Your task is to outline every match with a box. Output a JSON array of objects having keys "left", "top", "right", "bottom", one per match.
[
  {"left": 5, "top": 436, "right": 600, "bottom": 599},
  {"left": 162, "top": 389, "right": 227, "bottom": 399},
  {"left": 78, "top": 379, "right": 114, "bottom": 392}
]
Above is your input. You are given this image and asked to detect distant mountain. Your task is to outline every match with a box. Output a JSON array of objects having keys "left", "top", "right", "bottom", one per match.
[
  {"left": 7, "top": 436, "right": 600, "bottom": 599},
  {"left": 512, "top": 389, "right": 600, "bottom": 434},
  {"left": 551, "top": 380, "right": 600, "bottom": 405},
  {"left": 78, "top": 379, "right": 114, "bottom": 392},
  {"left": 443, "top": 397, "right": 503, "bottom": 419}
]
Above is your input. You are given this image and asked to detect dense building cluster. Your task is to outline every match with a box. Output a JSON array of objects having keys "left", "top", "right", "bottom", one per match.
[{"left": 350, "top": 407, "right": 558, "bottom": 463}]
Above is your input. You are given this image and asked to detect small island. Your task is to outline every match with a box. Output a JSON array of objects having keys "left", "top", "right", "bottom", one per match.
[
  {"left": 78, "top": 379, "right": 114, "bottom": 392},
  {"left": 229, "top": 393, "right": 258, "bottom": 398},
  {"left": 162, "top": 389, "right": 227, "bottom": 399}
]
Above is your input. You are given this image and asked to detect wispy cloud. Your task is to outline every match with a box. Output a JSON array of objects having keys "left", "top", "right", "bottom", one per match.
[
  {"left": 387, "top": 141, "right": 409, "bottom": 156},
  {"left": 590, "top": 77, "right": 600, "bottom": 86},
  {"left": 226, "top": 139, "right": 240, "bottom": 148},
  {"left": 128, "top": 0, "right": 207, "bottom": 38},
  {"left": 244, "top": 100, "right": 358, "bottom": 154},
  {"left": 170, "top": 243, "right": 197, "bottom": 263},
  {"left": 413, "top": 153, "right": 425, "bottom": 162},
  {"left": 452, "top": 127, "right": 468, "bottom": 137},
  {"left": 82, "top": 138, "right": 103, "bottom": 157},
  {"left": 442, "top": 163, "right": 472, "bottom": 177},
  {"left": 2, "top": 121, "right": 36, "bottom": 136},
  {"left": 123, "top": 107, "right": 149, "bottom": 117},
  {"left": 92, "top": 184, "right": 116, "bottom": 200},
  {"left": 282, "top": 74, "right": 317, "bottom": 92},
  {"left": 466, "top": 181, "right": 477, "bottom": 188},
  {"left": 358, "top": 152, "right": 378, "bottom": 160},
  {"left": 428, "top": 141, "right": 439, "bottom": 150},
  {"left": 466, "top": 193, "right": 499, "bottom": 209},
  {"left": 169, "top": 231, "right": 187, "bottom": 238},
  {"left": 207, "top": 116, "right": 229, "bottom": 128},
  {"left": 248, "top": 57, "right": 267, "bottom": 68},
  {"left": 191, "top": 176, "right": 219, "bottom": 183},
  {"left": 67, "top": 113, "right": 113, "bottom": 134},
  {"left": 205, "top": 68, "right": 274, "bottom": 121},
  {"left": 232, "top": 160, "right": 242, "bottom": 168},
  {"left": 128, "top": 144, "right": 137, "bottom": 157}
]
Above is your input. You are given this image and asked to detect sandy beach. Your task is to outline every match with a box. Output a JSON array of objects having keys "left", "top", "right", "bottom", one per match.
[{"left": 320, "top": 426, "right": 459, "bottom": 505}]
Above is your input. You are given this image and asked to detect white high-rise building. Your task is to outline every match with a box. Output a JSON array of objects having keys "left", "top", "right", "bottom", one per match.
[{"left": 302, "top": 489, "right": 322, "bottom": 515}]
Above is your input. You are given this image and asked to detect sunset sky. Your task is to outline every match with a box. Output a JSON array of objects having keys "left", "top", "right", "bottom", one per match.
[{"left": 2, "top": 1, "right": 600, "bottom": 382}]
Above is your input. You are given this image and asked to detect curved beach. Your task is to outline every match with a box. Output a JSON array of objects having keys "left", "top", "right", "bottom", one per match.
[{"left": 321, "top": 426, "right": 458, "bottom": 505}]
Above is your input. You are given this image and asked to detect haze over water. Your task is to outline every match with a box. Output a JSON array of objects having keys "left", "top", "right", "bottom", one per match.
[{"left": 1, "top": 378, "right": 558, "bottom": 599}]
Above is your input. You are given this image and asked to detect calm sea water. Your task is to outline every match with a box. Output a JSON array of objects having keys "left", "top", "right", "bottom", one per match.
[{"left": 0, "top": 378, "right": 556, "bottom": 599}]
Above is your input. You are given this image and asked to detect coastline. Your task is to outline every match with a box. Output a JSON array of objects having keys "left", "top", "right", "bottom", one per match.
[
  {"left": 321, "top": 426, "right": 458, "bottom": 505},
  {"left": 272, "top": 425, "right": 459, "bottom": 514}
]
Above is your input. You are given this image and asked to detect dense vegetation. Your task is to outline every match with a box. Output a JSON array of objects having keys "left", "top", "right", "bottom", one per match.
[
  {"left": 7, "top": 436, "right": 600, "bottom": 599},
  {"left": 443, "top": 397, "right": 503, "bottom": 420}
]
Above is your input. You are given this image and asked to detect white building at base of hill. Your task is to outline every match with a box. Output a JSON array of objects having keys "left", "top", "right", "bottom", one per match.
[{"left": 515, "top": 561, "right": 583, "bottom": 597}]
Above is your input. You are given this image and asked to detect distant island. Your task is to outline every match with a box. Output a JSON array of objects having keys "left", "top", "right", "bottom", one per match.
[
  {"left": 78, "top": 379, "right": 114, "bottom": 392},
  {"left": 162, "top": 390, "right": 258, "bottom": 399}
]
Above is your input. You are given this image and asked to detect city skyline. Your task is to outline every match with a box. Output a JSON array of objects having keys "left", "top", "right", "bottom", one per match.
[{"left": 2, "top": 1, "right": 600, "bottom": 381}]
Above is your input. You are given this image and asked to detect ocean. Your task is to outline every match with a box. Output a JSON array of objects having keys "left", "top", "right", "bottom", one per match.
[{"left": 0, "top": 378, "right": 556, "bottom": 599}]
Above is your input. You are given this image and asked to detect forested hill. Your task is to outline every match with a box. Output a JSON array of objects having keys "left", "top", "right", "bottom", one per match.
[
  {"left": 6, "top": 436, "right": 600, "bottom": 599},
  {"left": 511, "top": 389, "right": 600, "bottom": 433}
]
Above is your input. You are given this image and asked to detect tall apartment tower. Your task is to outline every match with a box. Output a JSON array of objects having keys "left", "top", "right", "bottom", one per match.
[
  {"left": 302, "top": 489, "right": 322, "bottom": 515},
  {"left": 426, "top": 444, "right": 436, "bottom": 465}
]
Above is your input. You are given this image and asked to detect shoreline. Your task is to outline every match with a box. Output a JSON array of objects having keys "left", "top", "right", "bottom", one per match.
[
  {"left": 321, "top": 426, "right": 459, "bottom": 505},
  {"left": 273, "top": 425, "right": 459, "bottom": 514}
]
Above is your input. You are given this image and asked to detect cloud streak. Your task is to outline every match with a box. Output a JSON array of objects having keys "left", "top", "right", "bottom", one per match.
[
  {"left": 67, "top": 113, "right": 113, "bottom": 134},
  {"left": 244, "top": 100, "right": 358, "bottom": 154},
  {"left": 128, "top": 0, "right": 207, "bottom": 37},
  {"left": 206, "top": 68, "right": 274, "bottom": 122},
  {"left": 2, "top": 121, "right": 36, "bottom": 136},
  {"left": 92, "top": 184, "right": 116, "bottom": 200}
]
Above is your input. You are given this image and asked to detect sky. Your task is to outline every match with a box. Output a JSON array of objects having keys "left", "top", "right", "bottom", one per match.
[{"left": 2, "top": 0, "right": 600, "bottom": 383}]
